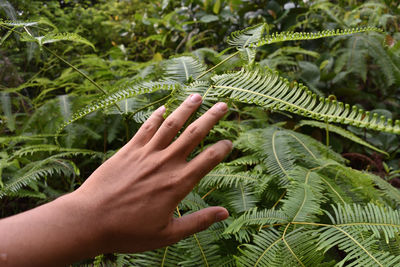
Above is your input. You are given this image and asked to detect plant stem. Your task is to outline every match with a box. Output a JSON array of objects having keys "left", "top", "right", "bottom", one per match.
[{"left": 196, "top": 51, "right": 239, "bottom": 80}]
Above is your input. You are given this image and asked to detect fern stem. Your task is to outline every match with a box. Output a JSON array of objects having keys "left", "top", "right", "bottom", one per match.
[
  {"left": 128, "top": 93, "right": 172, "bottom": 120},
  {"left": 271, "top": 190, "right": 286, "bottom": 209},
  {"left": 42, "top": 47, "right": 108, "bottom": 96},
  {"left": 202, "top": 187, "right": 217, "bottom": 199},
  {"left": 325, "top": 122, "right": 330, "bottom": 147},
  {"left": 196, "top": 51, "right": 239, "bottom": 80},
  {"left": 282, "top": 223, "right": 306, "bottom": 267}
]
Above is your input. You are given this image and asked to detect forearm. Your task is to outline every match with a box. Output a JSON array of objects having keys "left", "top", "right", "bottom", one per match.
[{"left": 0, "top": 193, "right": 102, "bottom": 267}]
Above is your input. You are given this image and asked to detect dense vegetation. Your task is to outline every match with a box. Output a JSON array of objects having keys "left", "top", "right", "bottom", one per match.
[{"left": 1, "top": 0, "right": 400, "bottom": 266}]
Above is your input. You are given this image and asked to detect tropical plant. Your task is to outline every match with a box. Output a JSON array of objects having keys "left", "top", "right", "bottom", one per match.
[{"left": 2, "top": 1, "right": 400, "bottom": 266}]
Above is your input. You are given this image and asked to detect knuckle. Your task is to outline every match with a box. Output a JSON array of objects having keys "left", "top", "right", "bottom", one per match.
[
  {"left": 206, "top": 148, "right": 220, "bottom": 161},
  {"left": 197, "top": 214, "right": 212, "bottom": 232},
  {"left": 187, "top": 124, "right": 203, "bottom": 137},
  {"left": 165, "top": 118, "right": 180, "bottom": 131},
  {"left": 209, "top": 108, "right": 220, "bottom": 117},
  {"left": 163, "top": 172, "right": 181, "bottom": 190},
  {"left": 142, "top": 121, "right": 155, "bottom": 132}
]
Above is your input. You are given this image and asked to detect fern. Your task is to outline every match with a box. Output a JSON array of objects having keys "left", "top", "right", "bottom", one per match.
[
  {"left": 281, "top": 168, "right": 326, "bottom": 222},
  {"left": 0, "top": 157, "right": 75, "bottom": 198},
  {"left": 298, "top": 119, "right": 389, "bottom": 156},
  {"left": 55, "top": 81, "right": 178, "bottom": 141},
  {"left": 209, "top": 68, "right": 400, "bottom": 134},
  {"left": 249, "top": 27, "right": 382, "bottom": 49},
  {"left": 165, "top": 56, "right": 207, "bottom": 83}
]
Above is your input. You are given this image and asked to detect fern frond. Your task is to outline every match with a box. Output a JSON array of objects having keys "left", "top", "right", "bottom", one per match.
[
  {"left": 180, "top": 192, "right": 209, "bottom": 212},
  {"left": 261, "top": 128, "right": 296, "bottom": 183},
  {"left": 282, "top": 168, "right": 326, "bottom": 222},
  {"left": 21, "top": 32, "right": 95, "bottom": 50},
  {"left": 210, "top": 68, "right": 400, "bottom": 134},
  {"left": 55, "top": 81, "right": 178, "bottom": 140},
  {"left": 226, "top": 154, "right": 261, "bottom": 166},
  {"left": 318, "top": 226, "right": 400, "bottom": 267},
  {"left": 224, "top": 208, "right": 289, "bottom": 234},
  {"left": 0, "top": 18, "right": 56, "bottom": 29},
  {"left": 298, "top": 120, "right": 389, "bottom": 156},
  {"left": 226, "top": 183, "right": 258, "bottom": 213},
  {"left": 227, "top": 23, "right": 268, "bottom": 48},
  {"left": 165, "top": 56, "right": 207, "bottom": 83},
  {"left": 200, "top": 167, "right": 265, "bottom": 188},
  {"left": 12, "top": 144, "right": 98, "bottom": 158},
  {"left": 129, "top": 245, "right": 183, "bottom": 267},
  {"left": 236, "top": 228, "right": 284, "bottom": 267},
  {"left": 237, "top": 228, "right": 323, "bottom": 267},
  {"left": 0, "top": 135, "right": 50, "bottom": 145},
  {"left": 177, "top": 228, "right": 221, "bottom": 267},
  {"left": 327, "top": 203, "right": 400, "bottom": 243},
  {"left": 369, "top": 174, "right": 400, "bottom": 204},
  {"left": 250, "top": 27, "right": 382, "bottom": 49},
  {"left": 0, "top": 158, "right": 75, "bottom": 198}
]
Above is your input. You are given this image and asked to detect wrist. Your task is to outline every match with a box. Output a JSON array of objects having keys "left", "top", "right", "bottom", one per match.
[{"left": 54, "top": 191, "right": 105, "bottom": 258}]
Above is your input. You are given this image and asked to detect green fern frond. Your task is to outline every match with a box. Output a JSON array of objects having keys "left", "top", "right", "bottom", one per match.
[
  {"left": 177, "top": 228, "right": 221, "bottom": 267},
  {"left": 12, "top": 144, "right": 98, "bottom": 158},
  {"left": 0, "top": 158, "right": 75, "bottom": 198},
  {"left": 318, "top": 226, "right": 400, "bottom": 267},
  {"left": 237, "top": 228, "right": 323, "bottom": 267},
  {"left": 369, "top": 174, "right": 400, "bottom": 204},
  {"left": 200, "top": 167, "right": 265, "bottom": 188},
  {"left": 327, "top": 203, "right": 400, "bottom": 243},
  {"left": 210, "top": 68, "right": 400, "bottom": 134},
  {"left": 0, "top": 135, "right": 51, "bottom": 145},
  {"left": 165, "top": 56, "right": 207, "bottom": 83},
  {"left": 0, "top": 18, "right": 56, "bottom": 29},
  {"left": 224, "top": 208, "right": 289, "bottom": 234},
  {"left": 226, "top": 155, "right": 261, "bottom": 166},
  {"left": 21, "top": 32, "right": 95, "bottom": 50},
  {"left": 180, "top": 192, "right": 209, "bottom": 212},
  {"left": 227, "top": 23, "right": 268, "bottom": 48},
  {"left": 129, "top": 245, "right": 183, "bottom": 267},
  {"left": 226, "top": 183, "right": 258, "bottom": 213},
  {"left": 282, "top": 168, "right": 326, "bottom": 222},
  {"left": 250, "top": 27, "right": 382, "bottom": 49},
  {"left": 55, "top": 81, "right": 178, "bottom": 141},
  {"left": 298, "top": 120, "right": 389, "bottom": 156},
  {"left": 261, "top": 128, "right": 296, "bottom": 183}
]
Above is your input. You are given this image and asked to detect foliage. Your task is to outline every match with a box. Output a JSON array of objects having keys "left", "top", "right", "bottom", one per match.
[{"left": 1, "top": 0, "right": 400, "bottom": 266}]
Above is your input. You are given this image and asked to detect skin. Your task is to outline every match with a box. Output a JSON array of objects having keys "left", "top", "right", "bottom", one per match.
[{"left": 0, "top": 94, "right": 232, "bottom": 267}]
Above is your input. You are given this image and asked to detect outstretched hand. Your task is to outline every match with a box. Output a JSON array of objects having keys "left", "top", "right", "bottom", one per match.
[
  {"left": 77, "top": 93, "right": 232, "bottom": 253},
  {"left": 0, "top": 94, "right": 232, "bottom": 267}
]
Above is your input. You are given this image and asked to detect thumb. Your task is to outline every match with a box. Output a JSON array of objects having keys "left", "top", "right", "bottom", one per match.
[{"left": 170, "top": 207, "right": 229, "bottom": 241}]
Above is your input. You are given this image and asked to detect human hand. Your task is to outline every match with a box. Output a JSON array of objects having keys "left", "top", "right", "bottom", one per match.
[{"left": 74, "top": 94, "right": 232, "bottom": 254}]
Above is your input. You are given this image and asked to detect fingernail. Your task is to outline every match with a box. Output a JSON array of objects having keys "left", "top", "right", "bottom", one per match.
[
  {"left": 223, "top": 140, "right": 233, "bottom": 149},
  {"left": 215, "top": 102, "right": 228, "bottom": 112},
  {"left": 190, "top": 94, "right": 202, "bottom": 103},
  {"left": 156, "top": 105, "right": 166, "bottom": 115},
  {"left": 215, "top": 211, "right": 229, "bottom": 222}
]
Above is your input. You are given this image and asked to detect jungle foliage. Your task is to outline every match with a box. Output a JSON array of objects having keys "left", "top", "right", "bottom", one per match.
[{"left": 1, "top": 0, "right": 400, "bottom": 266}]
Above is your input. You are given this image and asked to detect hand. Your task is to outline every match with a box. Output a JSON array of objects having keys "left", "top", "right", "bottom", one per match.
[
  {"left": 74, "top": 93, "right": 232, "bottom": 253},
  {"left": 0, "top": 94, "right": 232, "bottom": 267}
]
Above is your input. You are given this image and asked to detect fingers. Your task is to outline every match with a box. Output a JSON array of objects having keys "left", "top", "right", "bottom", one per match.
[
  {"left": 126, "top": 106, "right": 166, "bottom": 149},
  {"left": 183, "top": 140, "right": 232, "bottom": 187},
  {"left": 169, "top": 102, "right": 228, "bottom": 158},
  {"left": 169, "top": 207, "right": 229, "bottom": 242},
  {"left": 148, "top": 94, "right": 203, "bottom": 149}
]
